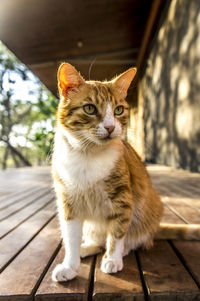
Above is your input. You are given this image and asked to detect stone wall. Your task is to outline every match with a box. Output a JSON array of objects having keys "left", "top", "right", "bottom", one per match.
[{"left": 141, "top": 0, "right": 200, "bottom": 172}]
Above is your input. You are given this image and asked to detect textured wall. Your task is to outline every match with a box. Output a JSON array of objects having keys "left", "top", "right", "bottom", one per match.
[{"left": 141, "top": 0, "right": 200, "bottom": 172}]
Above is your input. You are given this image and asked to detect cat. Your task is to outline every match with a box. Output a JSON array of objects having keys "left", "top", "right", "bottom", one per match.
[{"left": 51, "top": 63, "right": 200, "bottom": 282}]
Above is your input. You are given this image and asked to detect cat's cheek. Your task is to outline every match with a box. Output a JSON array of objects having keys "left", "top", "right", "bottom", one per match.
[{"left": 62, "top": 127, "right": 82, "bottom": 149}]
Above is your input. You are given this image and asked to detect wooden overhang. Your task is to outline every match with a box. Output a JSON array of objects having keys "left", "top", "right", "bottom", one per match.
[{"left": 0, "top": 0, "right": 166, "bottom": 100}]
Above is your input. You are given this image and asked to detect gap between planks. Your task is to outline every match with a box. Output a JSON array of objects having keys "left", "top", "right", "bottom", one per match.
[
  {"left": 35, "top": 245, "right": 95, "bottom": 301},
  {"left": 0, "top": 201, "right": 57, "bottom": 273},
  {"left": 0, "top": 217, "right": 61, "bottom": 301},
  {"left": 0, "top": 192, "right": 55, "bottom": 239},
  {"left": 0, "top": 186, "right": 42, "bottom": 211},
  {"left": 137, "top": 240, "right": 200, "bottom": 301}
]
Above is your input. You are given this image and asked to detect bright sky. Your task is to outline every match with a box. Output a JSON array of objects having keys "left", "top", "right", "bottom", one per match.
[{"left": 3, "top": 69, "right": 40, "bottom": 103}]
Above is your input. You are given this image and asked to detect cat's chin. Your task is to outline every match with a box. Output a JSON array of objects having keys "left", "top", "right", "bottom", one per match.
[
  {"left": 95, "top": 136, "right": 122, "bottom": 149},
  {"left": 98, "top": 135, "right": 121, "bottom": 143},
  {"left": 79, "top": 136, "right": 118, "bottom": 152}
]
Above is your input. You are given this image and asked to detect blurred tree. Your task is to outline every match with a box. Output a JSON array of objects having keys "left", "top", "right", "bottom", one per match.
[
  {"left": 0, "top": 42, "right": 57, "bottom": 169},
  {"left": 29, "top": 86, "right": 57, "bottom": 165}
]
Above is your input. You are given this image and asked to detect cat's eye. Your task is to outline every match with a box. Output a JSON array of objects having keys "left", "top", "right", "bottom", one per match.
[
  {"left": 83, "top": 104, "right": 97, "bottom": 115},
  {"left": 114, "top": 105, "right": 124, "bottom": 116}
]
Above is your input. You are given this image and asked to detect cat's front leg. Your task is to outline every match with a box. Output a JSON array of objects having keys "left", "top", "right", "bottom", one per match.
[
  {"left": 52, "top": 217, "right": 82, "bottom": 282},
  {"left": 52, "top": 170, "right": 83, "bottom": 282}
]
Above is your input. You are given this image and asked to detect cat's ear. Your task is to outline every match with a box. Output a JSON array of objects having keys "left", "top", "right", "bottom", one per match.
[
  {"left": 112, "top": 67, "right": 137, "bottom": 97},
  {"left": 58, "top": 63, "right": 85, "bottom": 98}
]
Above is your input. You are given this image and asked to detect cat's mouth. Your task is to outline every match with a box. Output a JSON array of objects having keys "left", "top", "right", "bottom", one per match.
[
  {"left": 98, "top": 134, "right": 115, "bottom": 142},
  {"left": 103, "top": 134, "right": 113, "bottom": 140}
]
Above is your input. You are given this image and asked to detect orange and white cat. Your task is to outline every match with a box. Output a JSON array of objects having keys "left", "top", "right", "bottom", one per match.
[{"left": 52, "top": 63, "right": 200, "bottom": 282}]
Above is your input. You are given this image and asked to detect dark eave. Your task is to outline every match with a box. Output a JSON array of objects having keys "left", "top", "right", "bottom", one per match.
[{"left": 0, "top": 0, "right": 166, "bottom": 100}]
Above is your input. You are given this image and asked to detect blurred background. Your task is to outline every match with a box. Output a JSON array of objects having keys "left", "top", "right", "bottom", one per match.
[
  {"left": 0, "top": 42, "right": 57, "bottom": 169},
  {"left": 0, "top": 0, "right": 199, "bottom": 172}
]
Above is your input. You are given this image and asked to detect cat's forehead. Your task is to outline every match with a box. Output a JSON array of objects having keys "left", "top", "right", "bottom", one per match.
[
  {"left": 84, "top": 81, "right": 123, "bottom": 106},
  {"left": 68, "top": 80, "right": 128, "bottom": 111}
]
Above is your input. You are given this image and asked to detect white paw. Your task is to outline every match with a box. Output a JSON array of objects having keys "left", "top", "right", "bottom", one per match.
[
  {"left": 52, "top": 264, "right": 77, "bottom": 282},
  {"left": 101, "top": 256, "right": 123, "bottom": 274}
]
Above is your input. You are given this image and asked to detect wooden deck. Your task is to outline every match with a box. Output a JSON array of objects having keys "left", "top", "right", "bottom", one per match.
[{"left": 0, "top": 165, "right": 200, "bottom": 300}]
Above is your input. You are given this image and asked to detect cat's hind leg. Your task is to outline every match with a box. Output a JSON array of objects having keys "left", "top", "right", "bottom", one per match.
[
  {"left": 123, "top": 230, "right": 154, "bottom": 256},
  {"left": 81, "top": 220, "right": 106, "bottom": 258},
  {"left": 80, "top": 242, "right": 103, "bottom": 258}
]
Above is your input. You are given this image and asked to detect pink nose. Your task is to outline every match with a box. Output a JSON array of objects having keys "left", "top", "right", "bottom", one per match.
[{"left": 104, "top": 125, "right": 115, "bottom": 134}]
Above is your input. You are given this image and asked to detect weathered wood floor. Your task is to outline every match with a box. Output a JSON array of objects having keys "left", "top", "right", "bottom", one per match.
[{"left": 0, "top": 165, "right": 200, "bottom": 300}]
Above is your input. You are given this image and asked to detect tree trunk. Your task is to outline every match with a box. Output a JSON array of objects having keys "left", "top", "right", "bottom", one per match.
[
  {"left": 11, "top": 149, "right": 21, "bottom": 168},
  {"left": 0, "top": 138, "right": 32, "bottom": 167},
  {"left": 2, "top": 145, "right": 9, "bottom": 169}
]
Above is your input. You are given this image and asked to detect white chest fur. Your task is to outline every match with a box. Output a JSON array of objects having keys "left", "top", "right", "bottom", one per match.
[{"left": 53, "top": 130, "right": 120, "bottom": 190}]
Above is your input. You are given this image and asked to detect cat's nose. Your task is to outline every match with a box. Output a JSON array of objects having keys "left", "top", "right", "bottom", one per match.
[{"left": 104, "top": 125, "right": 115, "bottom": 134}]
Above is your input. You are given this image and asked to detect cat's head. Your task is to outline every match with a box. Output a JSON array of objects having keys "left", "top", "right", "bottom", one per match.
[{"left": 57, "top": 63, "right": 136, "bottom": 150}]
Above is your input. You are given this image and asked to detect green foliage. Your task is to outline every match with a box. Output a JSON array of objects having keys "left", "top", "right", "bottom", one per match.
[{"left": 31, "top": 128, "right": 55, "bottom": 163}]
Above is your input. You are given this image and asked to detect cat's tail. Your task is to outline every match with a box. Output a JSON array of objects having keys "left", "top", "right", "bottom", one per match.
[{"left": 156, "top": 223, "right": 200, "bottom": 240}]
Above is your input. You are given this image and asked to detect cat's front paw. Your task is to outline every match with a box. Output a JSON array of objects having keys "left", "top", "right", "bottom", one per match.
[
  {"left": 52, "top": 264, "right": 77, "bottom": 282},
  {"left": 101, "top": 256, "right": 123, "bottom": 274}
]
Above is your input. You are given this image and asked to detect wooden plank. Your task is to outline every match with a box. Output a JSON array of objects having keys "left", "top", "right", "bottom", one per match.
[
  {"left": 0, "top": 190, "right": 54, "bottom": 239},
  {"left": 148, "top": 163, "right": 200, "bottom": 177},
  {"left": 161, "top": 204, "right": 185, "bottom": 224},
  {"left": 0, "top": 186, "right": 40, "bottom": 208},
  {"left": 0, "top": 168, "right": 51, "bottom": 206},
  {"left": 93, "top": 252, "right": 144, "bottom": 301},
  {"left": 0, "top": 187, "right": 51, "bottom": 221},
  {"left": 0, "top": 167, "right": 51, "bottom": 186},
  {"left": 154, "top": 181, "right": 200, "bottom": 200},
  {"left": 150, "top": 177, "right": 200, "bottom": 221},
  {"left": 0, "top": 191, "right": 10, "bottom": 198},
  {"left": 158, "top": 190, "right": 200, "bottom": 210},
  {"left": 0, "top": 187, "right": 34, "bottom": 203},
  {"left": 148, "top": 166, "right": 200, "bottom": 197},
  {"left": 0, "top": 217, "right": 61, "bottom": 301},
  {"left": 0, "top": 201, "right": 56, "bottom": 272},
  {"left": 172, "top": 180, "right": 200, "bottom": 197},
  {"left": 35, "top": 246, "right": 93, "bottom": 301},
  {"left": 172, "top": 241, "right": 200, "bottom": 287},
  {"left": 138, "top": 240, "right": 200, "bottom": 300},
  {"left": 164, "top": 201, "right": 200, "bottom": 224},
  {"left": 162, "top": 195, "right": 200, "bottom": 211},
  {"left": 162, "top": 202, "right": 188, "bottom": 224},
  {"left": 159, "top": 180, "right": 200, "bottom": 199}
]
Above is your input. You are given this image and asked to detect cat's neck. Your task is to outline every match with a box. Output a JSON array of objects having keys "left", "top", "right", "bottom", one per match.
[{"left": 53, "top": 126, "right": 122, "bottom": 186}]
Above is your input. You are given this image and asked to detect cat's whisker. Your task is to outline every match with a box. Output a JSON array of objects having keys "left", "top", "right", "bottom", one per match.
[
  {"left": 78, "top": 135, "right": 96, "bottom": 150},
  {"left": 80, "top": 137, "right": 92, "bottom": 147},
  {"left": 88, "top": 57, "right": 97, "bottom": 81}
]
